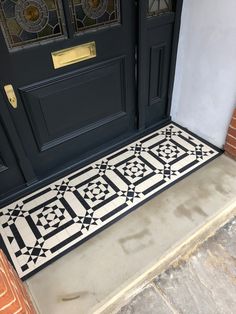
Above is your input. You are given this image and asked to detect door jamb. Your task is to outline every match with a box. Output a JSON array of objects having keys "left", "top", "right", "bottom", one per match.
[{"left": 166, "top": 0, "right": 184, "bottom": 117}]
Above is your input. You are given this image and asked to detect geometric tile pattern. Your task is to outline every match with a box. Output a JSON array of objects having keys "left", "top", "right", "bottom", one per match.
[{"left": 0, "top": 123, "right": 220, "bottom": 279}]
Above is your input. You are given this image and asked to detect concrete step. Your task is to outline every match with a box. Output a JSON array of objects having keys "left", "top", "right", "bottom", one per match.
[
  {"left": 114, "top": 214, "right": 236, "bottom": 314},
  {"left": 26, "top": 155, "right": 236, "bottom": 314}
]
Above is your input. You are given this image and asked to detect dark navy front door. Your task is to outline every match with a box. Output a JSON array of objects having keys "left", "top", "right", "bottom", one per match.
[
  {"left": 0, "top": 0, "right": 137, "bottom": 179},
  {"left": 0, "top": 0, "right": 183, "bottom": 203}
]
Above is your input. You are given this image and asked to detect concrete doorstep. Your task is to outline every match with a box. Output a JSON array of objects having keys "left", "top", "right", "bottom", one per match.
[
  {"left": 98, "top": 200, "right": 236, "bottom": 314},
  {"left": 26, "top": 155, "right": 236, "bottom": 314}
]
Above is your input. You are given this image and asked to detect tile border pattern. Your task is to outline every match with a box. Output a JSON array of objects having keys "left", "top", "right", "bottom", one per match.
[{"left": 0, "top": 123, "right": 221, "bottom": 279}]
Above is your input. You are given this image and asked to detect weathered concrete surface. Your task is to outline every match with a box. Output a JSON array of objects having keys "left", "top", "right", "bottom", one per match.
[
  {"left": 118, "top": 218, "right": 236, "bottom": 314},
  {"left": 155, "top": 218, "right": 236, "bottom": 314},
  {"left": 26, "top": 155, "right": 236, "bottom": 314},
  {"left": 117, "top": 285, "right": 173, "bottom": 314}
]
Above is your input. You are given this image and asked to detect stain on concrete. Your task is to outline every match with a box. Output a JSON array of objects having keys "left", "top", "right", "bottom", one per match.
[
  {"left": 214, "top": 181, "right": 230, "bottom": 195},
  {"left": 60, "top": 291, "right": 95, "bottom": 302},
  {"left": 119, "top": 229, "right": 154, "bottom": 254},
  {"left": 175, "top": 204, "right": 207, "bottom": 221},
  {"left": 193, "top": 206, "right": 208, "bottom": 218},
  {"left": 196, "top": 184, "right": 211, "bottom": 199},
  {"left": 140, "top": 215, "right": 151, "bottom": 226}
]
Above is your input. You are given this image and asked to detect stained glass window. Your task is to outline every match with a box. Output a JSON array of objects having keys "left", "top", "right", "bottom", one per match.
[
  {"left": 148, "top": 0, "right": 173, "bottom": 17},
  {"left": 69, "top": 0, "right": 120, "bottom": 34},
  {"left": 0, "top": 0, "right": 66, "bottom": 50}
]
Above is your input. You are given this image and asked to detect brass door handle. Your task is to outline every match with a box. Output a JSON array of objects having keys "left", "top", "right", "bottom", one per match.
[{"left": 4, "top": 84, "right": 17, "bottom": 109}]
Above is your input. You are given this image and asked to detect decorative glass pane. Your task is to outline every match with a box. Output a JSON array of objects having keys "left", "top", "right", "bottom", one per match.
[
  {"left": 0, "top": 0, "right": 66, "bottom": 50},
  {"left": 148, "top": 0, "right": 173, "bottom": 16},
  {"left": 69, "top": 0, "right": 120, "bottom": 34}
]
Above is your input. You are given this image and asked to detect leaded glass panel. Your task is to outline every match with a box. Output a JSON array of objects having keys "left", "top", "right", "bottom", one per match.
[
  {"left": 69, "top": 0, "right": 120, "bottom": 34},
  {"left": 0, "top": 0, "right": 66, "bottom": 50},
  {"left": 148, "top": 0, "right": 173, "bottom": 17}
]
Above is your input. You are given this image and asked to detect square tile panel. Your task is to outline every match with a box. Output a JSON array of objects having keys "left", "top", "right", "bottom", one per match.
[{"left": 0, "top": 123, "right": 221, "bottom": 279}]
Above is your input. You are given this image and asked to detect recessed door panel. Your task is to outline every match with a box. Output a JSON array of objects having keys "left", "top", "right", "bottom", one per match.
[
  {"left": 149, "top": 44, "right": 165, "bottom": 105},
  {"left": 146, "top": 23, "right": 174, "bottom": 125},
  {"left": 20, "top": 57, "right": 127, "bottom": 152}
]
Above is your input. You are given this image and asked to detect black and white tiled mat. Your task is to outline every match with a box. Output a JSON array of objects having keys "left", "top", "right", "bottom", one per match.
[{"left": 0, "top": 123, "right": 221, "bottom": 279}]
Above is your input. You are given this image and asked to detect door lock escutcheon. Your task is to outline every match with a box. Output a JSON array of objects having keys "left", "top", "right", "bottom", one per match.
[{"left": 4, "top": 84, "right": 17, "bottom": 109}]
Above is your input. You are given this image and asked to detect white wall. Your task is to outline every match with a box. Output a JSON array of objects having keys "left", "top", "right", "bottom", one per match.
[{"left": 171, "top": 0, "right": 236, "bottom": 148}]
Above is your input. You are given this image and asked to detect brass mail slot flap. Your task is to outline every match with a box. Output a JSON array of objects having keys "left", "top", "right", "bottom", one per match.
[{"left": 51, "top": 42, "right": 96, "bottom": 69}]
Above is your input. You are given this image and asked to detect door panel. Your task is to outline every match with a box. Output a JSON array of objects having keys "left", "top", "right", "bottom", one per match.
[
  {"left": 149, "top": 44, "right": 165, "bottom": 105},
  {"left": 138, "top": 0, "right": 178, "bottom": 128},
  {"left": 20, "top": 57, "right": 127, "bottom": 152},
  {"left": 146, "top": 20, "right": 174, "bottom": 126}
]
